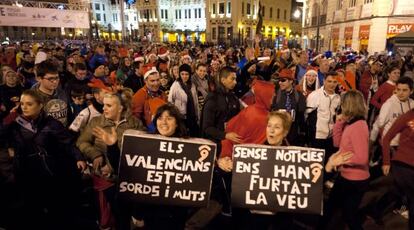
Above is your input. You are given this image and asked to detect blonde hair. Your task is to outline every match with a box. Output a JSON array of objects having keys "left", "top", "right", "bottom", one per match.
[
  {"left": 267, "top": 110, "right": 293, "bottom": 134},
  {"left": 341, "top": 90, "right": 367, "bottom": 118},
  {"left": 104, "top": 88, "right": 134, "bottom": 117}
]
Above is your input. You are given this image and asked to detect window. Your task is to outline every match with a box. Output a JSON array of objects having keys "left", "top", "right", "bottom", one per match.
[
  {"left": 194, "top": 8, "right": 197, "bottom": 18},
  {"left": 199, "top": 8, "right": 201, "bottom": 18},
  {"left": 176, "top": 10, "right": 178, "bottom": 19},
  {"left": 154, "top": 10, "right": 157, "bottom": 18},
  {"left": 102, "top": 4, "right": 105, "bottom": 11},
  {"left": 364, "top": 0, "right": 373, "bottom": 3},
  {"left": 337, "top": 0, "right": 343, "bottom": 10},
  {"left": 189, "top": 9, "right": 191, "bottom": 18},
  {"left": 219, "top": 3, "right": 225, "bottom": 14},
  {"left": 125, "top": 15, "right": 129, "bottom": 21},
  {"left": 179, "top": 10, "right": 181, "bottom": 19},
  {"left": 96, "top": 13, "right": 101, "bottom": 21},
  {"left": 253, "top": 5, "right": 255, "bottom": 14},
  {"left": 113, "top": 13, "right": 118, "bottom": 22},
  {"left": 212, "top": 27, "right": 217, "bottom": 39},
  {"left": 103, "top": 14, "right": 106, "bottom": 22},
  {"left": 165, "top": 10, "right": 168, "bottom": 19},
  {"left": 262, "top": 6, "right": 265, "bottom": 17},
  {"left": 213, "top": 3, "right": 216, "bottom": 14},
  {"left": 270, "top": 7, "right": 272, "bottom": 18},
  {"left": 277, "top": 8, "right": 280, "bottom": 19},
  {"left": 227, "top": 2, "right": 231, "bottom": 14},
  {"left": 134, "top": 16, "right": 137, "bottom": 21},
  {"left": 349, "top": 0, "right": 356, "bottom": 7},
  {"left": 161, "top": 9, "right": 164, "bottom": 18},
  {"left": 185, "top": 9, "right": 187, "bottom": 18},
  {"left": 247, "top": 3, "right": 251, "bottom": 15},
  {"left": 95, "top": 3, "right": 100, "bottom": 10},
  {"left": 284, "top": 9, "right": 286, "bottom": 20},
  {"left": 242, "top": 2, "right": 244, "bottom": 15}
]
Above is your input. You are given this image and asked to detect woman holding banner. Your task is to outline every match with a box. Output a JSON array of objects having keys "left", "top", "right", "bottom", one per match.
[
  {"left": 324, "top": 90, "right": 370, "bottom": 230},
  {"left": 76, "top": 88, "right": 145, "bottom": 230},
  {"left": 139, "top": 103, "right": 189, "bottom": 230}
]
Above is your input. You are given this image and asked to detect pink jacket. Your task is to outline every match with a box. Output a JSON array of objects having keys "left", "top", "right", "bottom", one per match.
[{"left": 333, "top": 119, "right": 370, "bottom": 181}]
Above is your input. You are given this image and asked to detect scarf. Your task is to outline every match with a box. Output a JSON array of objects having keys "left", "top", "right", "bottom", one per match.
[
  {"left": 178, "top": 80, "right": 198, "bottom": 135},
  {"left": 192, "top": 74, "right": 209, "bottom": 99}
]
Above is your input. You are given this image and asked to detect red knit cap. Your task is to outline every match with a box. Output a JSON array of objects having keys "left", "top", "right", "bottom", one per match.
[{"left": 278, "top": 69, "right": 294, "bottom": 80}]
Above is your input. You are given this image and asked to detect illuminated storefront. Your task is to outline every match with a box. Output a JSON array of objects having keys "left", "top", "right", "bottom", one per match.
[{"left": 344, "top": 26, "right": 353, "bottom": 49}]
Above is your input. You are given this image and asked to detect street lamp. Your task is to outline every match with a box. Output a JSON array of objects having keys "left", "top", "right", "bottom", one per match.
[{"left": 31, "top": 32, "right": 35, "bottom": 41}]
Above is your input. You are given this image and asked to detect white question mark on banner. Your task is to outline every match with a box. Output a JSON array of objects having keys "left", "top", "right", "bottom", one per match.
[
  {"left": 310, "top": 163, "right": 323, "bottom": 183},
  {"left": 198, "top": 145, "right": 211, "bottom": 162}
]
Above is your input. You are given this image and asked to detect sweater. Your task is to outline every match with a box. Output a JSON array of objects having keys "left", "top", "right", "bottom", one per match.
[
  {"left": 333, "top": 119, "right": 370, "bottom": 181},
  {"left": 370, "top": 80, "right": 396, "bottom": 110},
  {"left": 382, "top": 110, "right": 414, "bottom": 167},
  {"left": 370, "top": 95, "right": 414, "bottom": 146}
]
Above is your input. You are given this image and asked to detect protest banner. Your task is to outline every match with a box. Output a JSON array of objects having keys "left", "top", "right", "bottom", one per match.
[
  {"left": 118, "top": 130, "right": 216, "bottom": 207},
  {"left": 231, "top": 144, "right": 325, "bottom": 215}
]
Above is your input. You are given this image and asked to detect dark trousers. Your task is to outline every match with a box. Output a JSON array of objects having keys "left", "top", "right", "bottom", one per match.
[
  {"left": 323, "top": 176, "right": 369, "bottom": 230},
  {"left": 392, "top": 161, "right": 414, "bottom": 230},
  {"left": 311, "top": 138, "right": 338, "bottom": 182}
]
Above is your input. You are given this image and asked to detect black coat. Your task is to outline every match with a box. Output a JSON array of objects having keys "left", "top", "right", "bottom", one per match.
[
  {"left": 4, "top": 113, "right": 83, "bottom": 228},
  {"left": 123, "top": 72, "right": 144, "bottom": 93},
  {"left": 271, "top": 88, "right": 307, "bottom": 146},
  {"left": 201, "top": 88, "right": 240, "bottom": 145},
  {"left": 7, "top": 113, "right": 82, "bottom": 179}
]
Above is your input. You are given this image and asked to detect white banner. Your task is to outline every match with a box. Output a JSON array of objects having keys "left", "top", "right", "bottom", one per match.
[{"left": 0, "top": 5, "right": 90, "bottom": 29}]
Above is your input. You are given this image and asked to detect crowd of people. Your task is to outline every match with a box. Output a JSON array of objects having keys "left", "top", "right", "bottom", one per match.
[{"left": 0, "top": 38, "right": 414, "bottom": 230}]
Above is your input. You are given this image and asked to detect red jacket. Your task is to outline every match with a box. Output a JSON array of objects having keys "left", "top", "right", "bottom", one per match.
[
  {"left": 382, "top": 110, "right": 414, "bottom": 167},
  {"left": 220, "top": 80, "right": 274, "bottom": 158},
  {"left": 370, "top": 81, "right": 395, "bottom": 110}
]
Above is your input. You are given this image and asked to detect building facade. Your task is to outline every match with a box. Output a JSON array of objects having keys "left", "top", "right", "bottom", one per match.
[
  {"left": 302, "top": 0, "right": 414, "bottom": 53},
  {"left": 206, "top": 0, "right": 295, "bottom": 47},
  {"left": 136, "top": 0, "right": 207, "bottom": 43},
  {"left": 83, "top": 0, "right": 139, "bottom": 40},
  {"left": 0, "top": 0, "right": 89, "bottom": 41}
]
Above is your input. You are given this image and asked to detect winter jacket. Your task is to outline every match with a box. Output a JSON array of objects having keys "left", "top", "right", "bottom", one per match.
[
  {"left": 123, "top": 72, "right": 144, "bottom": 93},
  {"left": 271, "top": 87, "right": 307, "bottom": 146},
  {"left": 201, "top": 88, "right": 240, "bottom": 144},
  {"left": 220, "top": 80, "right": 274, "bottom": 158},
  {"left": 76, "top": 114, "right": 144, "bottom": 173},
  {"left": 7, "top": 113, "right": 83, "bottom": 177},
  {"left": 131, "top": 85, "right": 167, "bottom": 127},
  {"left": 306, "top": 87, "right": 341, "bottom": 139},
  {"left": 168, "top": 81, "right": 200, "bottom": 121},
  {"left": 370, "top": 80, "right": 396, "bottom": 110},
  {"left": 370, "top": 95, "right": 414, "bottom": 146}
]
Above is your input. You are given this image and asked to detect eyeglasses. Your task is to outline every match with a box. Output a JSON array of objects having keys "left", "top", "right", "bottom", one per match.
[{"left": 43, "top": 77, "right": 60, "bottom": 82}]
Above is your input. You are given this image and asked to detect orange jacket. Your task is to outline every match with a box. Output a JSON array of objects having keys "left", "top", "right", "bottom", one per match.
[{"left": 131, "top": 85, "right": 167, "bottom": 126}]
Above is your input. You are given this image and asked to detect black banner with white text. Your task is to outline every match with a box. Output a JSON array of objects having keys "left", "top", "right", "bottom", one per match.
[
  {"left": 231, "top": 144, "right": 325, "bottom": 215},
  {"left": 118, "top": 130, "right": 216, "bottom": 207}
]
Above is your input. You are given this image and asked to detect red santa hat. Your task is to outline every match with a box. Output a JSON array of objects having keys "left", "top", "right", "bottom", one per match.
[
  {"left": 143, "top": 64, "right": 159, "bottom": 80},
  {"left": 134, "top": 53, "right": 145, "bottom": 62},
  {"left": 158, "top": 47, "right": 169, "bottom": 59}
]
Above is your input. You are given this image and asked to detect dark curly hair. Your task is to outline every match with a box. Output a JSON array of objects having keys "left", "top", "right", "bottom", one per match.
[{"left": 152, "top": 103, "right": 188, "bottom": 138}]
